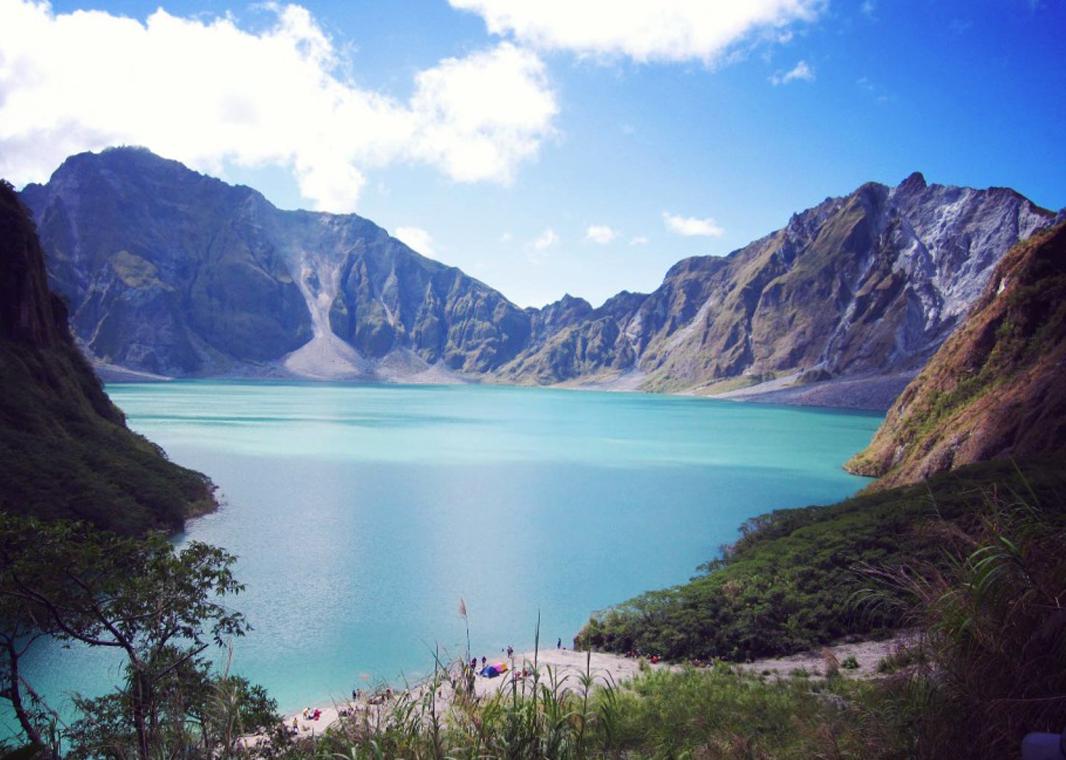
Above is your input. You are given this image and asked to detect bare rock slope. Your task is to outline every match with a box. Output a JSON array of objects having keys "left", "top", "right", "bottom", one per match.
[
  {"left": 21, "top": 150, "right": 1055, "bottom": 409},
  {"left": 846, "top": 222, "right": 1066, "bottom": 487}
]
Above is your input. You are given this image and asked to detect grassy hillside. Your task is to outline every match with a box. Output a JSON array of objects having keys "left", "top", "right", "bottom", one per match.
[{"left": 574, "top": 453, "right": 1066, "bottom": 661}]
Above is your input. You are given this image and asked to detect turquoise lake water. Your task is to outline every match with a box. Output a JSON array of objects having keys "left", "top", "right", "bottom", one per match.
[{"left": 14, "top": 381, "right": 881, "bottom": 721}]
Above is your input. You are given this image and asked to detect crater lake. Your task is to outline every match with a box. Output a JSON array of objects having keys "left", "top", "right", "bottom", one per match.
[{"left": 17, "top": 381, "right": 881, "bottom": 717}]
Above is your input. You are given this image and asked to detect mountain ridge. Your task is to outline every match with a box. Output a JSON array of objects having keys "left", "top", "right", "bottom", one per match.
[{"left": 20, "top": 148, "right": 1056, "bottom": 409}]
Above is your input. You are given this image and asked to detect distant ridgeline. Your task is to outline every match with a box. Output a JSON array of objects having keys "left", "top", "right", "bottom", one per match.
[
  {"left": 0, "top": 180, "right": 215, "bottom": 534},
  {"left": 21, "top": 147, "right": 1057, "bottom": 409}
]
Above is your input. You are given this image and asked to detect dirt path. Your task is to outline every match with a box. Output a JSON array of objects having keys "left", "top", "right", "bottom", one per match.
[{"left": 738, "top": 634, "right": 917, "bottom": 680}]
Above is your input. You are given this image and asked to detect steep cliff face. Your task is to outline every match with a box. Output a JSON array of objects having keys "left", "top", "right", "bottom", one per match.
[
  {"left": 23, "top": 148, "right": 531, "bottom": 379},
  {"left": 21, "top": 149, "right": 313, "bottom": 376},
  {"left": 500, "top": 174, "right": 1053, "bottom": 395},
  {"left": 0, "top": 180, "right": 215, "bottom": 533},
  {"left": 326, "top": 235, "right": 530, "bottom": 371},
  {"left": 846, "top": 222, "right": 1066, "bottom": 488}
]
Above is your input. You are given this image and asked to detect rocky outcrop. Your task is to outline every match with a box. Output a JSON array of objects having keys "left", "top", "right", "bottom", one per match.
[
  {"left": 846, "top": 222, "right": 1066, "bottom": 488},
  {"left": 0, "top": 179, "right": 215, "bottom": 533},
  {"left": 21, "top": 149, "right": 314, "bottom": 376}
]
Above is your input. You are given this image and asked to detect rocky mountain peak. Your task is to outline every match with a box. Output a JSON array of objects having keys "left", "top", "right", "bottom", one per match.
[
  {"left": 23, "top": 148, "right": 534, "bottom": 380},
  {"left": 897, "top": 171, "right": 927, "bottom": 194}
]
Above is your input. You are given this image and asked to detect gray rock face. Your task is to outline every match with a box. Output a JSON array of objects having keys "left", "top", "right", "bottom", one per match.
[
  {"left": 22, "top": 148, "right": 531, "bottom": 379},
  {"left": 22, "top": 149, "right": 313, "bottom": 376},
  {"left": 20, "top": 149, "right": 1056, "bottom": 404},
  {"left": 498, "top": 173, "right": 1054, "bottom": 395}
]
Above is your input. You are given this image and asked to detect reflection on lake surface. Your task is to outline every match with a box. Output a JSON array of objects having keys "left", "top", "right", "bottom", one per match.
[{"left": 20, "top": 381, "right": 880, "bottom": 716}]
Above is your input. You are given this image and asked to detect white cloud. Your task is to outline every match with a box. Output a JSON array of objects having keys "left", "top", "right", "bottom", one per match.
[
  {"left": 770, "top": 60, "right": 815, "bottom": 85},
  {"left": 531, "top": 228, "right": 559, "bottom": 250},
  {"left": 585, "top": 224, "right": 618, "bottom": 244},
  {"left": 663, "top": 212, "right": 724, "bottom": 237},
  {"left": 0, "top": 2, "right": 557, "bottom": 212},
  {"left": 449, "top": 0, "right": 824, "bottom": 64},
  {"left": 408, "top": 42, "right": 558, "bottom": 184},
  {"left": 394, "top": 226, "right": 437, "bottom": 258},
  {"left": 629, "top": 236, "right": 649, "bottom": 246}
]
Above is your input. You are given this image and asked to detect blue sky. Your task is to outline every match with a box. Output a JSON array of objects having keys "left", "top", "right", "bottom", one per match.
[{"left": 1, "top": 1, "right": 1063, "bottom": 308}]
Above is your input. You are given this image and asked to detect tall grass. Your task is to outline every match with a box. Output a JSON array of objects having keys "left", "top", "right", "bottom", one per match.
[
  {"left": 861, "top": 480, "right": 1066, "bottom": 759},
  {"left": 299, "top": 642, "right": 618, "bottom": 760}
]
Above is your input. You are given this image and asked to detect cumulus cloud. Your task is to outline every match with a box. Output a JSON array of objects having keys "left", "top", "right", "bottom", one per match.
[
  {"left": 585, "top": 224, "right": 618, "bottom": 244},
  {"left": 449, "top": 0, "right": 824, "bottom": 64},
  {"left": 394, "top": 226, "right": 437, "bottom": 258},
  {"left": 663, "top": 212, "right": 724, "bottom": 237},
  {"left": 629, "top": 236, "right": 649, "bottom": 246},
  {"left": 0, "top": 2, "right": 557, "bottom": 212},
  {"left": 770, "top": 60, "right": 815, "bottom": 85},
  {"left": 531, "top": 229, "right": 559, "bottom": 250}
]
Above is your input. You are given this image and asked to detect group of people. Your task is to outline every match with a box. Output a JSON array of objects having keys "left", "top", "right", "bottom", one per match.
[
  {"left": 290, "top": 707, "right": 323, "bottom": 732},
  {"left": 468, "top": 645, "right": 518, "bottom": 675}
]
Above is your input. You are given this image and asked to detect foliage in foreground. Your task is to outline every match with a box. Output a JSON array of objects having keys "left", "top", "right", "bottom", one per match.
[
  {"left": 864, "top": 480, "right": 1066, "bottom": 758},
  {"left": 0, "top": 516, "right": 278, "bottom": 760},
  {"left": 273, "top": 654, "right": 903, "bottom": 760},
  {"left": 575, "top": 454, "right": 1066, "bottom": 662}
]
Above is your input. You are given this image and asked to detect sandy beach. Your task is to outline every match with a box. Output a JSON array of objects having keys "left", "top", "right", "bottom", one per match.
[
  {"left": 279, "top": 636, "right": 908, "bottom": 737},
  {"left": 282, "top": 647, "right": 665, "bottom": 736}
]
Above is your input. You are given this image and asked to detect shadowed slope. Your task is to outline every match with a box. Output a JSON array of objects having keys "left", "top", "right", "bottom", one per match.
[{"left": 0, "top": 180, "right": 215, "bottom": 534}]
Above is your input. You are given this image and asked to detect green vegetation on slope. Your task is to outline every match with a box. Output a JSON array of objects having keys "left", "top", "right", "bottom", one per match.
[
  {"left": 0, "top": 180, "right": 215, "bottom": 533},
  {"left": 574, "top": 454, "right": 1066, "bottom": 662},
  {"left": 0, "top": 342, "right": 215, "bottom": 533}
]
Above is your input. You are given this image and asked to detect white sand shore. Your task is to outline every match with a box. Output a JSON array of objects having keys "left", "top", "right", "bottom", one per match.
[
  {"left": 277, "top": 636, "right": 909, "bottom": 738},
  {"left": 280, "top": 647, "right": 663, "bottom": 736}
]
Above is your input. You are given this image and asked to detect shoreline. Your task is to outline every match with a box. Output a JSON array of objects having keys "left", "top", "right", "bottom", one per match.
[
  {"left": 277, "top": 635, "right": 908, "bottom": 737},
  {"left": 280, "top": 646, "right": 665, "bottom": 736},
  {"left": 102, "top": 369, "right": 904, "bottom": 414}
]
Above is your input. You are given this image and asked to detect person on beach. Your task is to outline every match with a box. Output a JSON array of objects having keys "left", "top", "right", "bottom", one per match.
[{"left": 557, "top": 638, "right": 561, "bottom": 649}]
